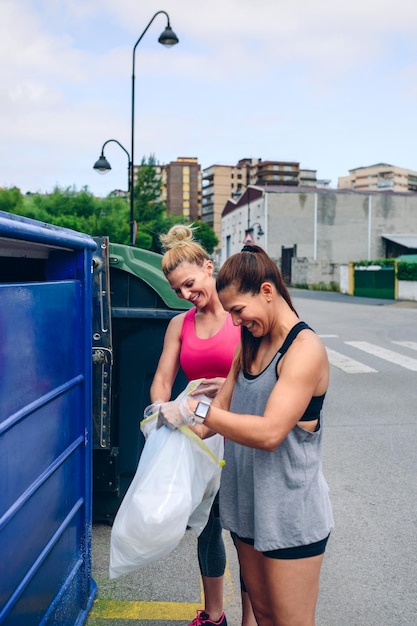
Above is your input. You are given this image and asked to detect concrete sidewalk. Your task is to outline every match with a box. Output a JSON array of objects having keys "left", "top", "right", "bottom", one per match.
[{"left": 87, "top": 524, "right": 243, "bottom": 626}]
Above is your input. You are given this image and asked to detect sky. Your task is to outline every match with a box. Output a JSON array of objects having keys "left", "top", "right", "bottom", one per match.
[{"left": 1, "top": 0, "right": 417, "bottom": 197}]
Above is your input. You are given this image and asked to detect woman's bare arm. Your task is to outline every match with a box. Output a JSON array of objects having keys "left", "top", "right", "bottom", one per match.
[
  {"left": 189, "top": 333, "right": 329, "bottom": 450},
  {"left": 150, "top": 313, "right": 185, "bottom": 402}
]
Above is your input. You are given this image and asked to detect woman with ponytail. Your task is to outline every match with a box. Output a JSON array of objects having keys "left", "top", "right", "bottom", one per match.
[{"left": 159, "top": 244, "right": 333, "bottom": 626}]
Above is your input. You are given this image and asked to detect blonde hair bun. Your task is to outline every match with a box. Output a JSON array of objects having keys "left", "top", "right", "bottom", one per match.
[
  {"left": 160, "top": 223, "right": 197, "bottom": 251},
  {"left": 159, "top": 223, "right": 209, "bottom": 275}
]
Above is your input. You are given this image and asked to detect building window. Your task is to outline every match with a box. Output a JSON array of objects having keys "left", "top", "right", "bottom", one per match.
[{"left": 226, "top": 235, "right": 231, "bottom": 258}]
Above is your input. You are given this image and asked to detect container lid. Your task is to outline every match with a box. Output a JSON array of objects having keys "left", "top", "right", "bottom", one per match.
[{"left": 109, "top": 242, "right": 192, "bottom": 310}]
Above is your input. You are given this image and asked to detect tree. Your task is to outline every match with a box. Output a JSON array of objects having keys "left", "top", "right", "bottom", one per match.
[
  {"left": 192, "top": 221, "right": 218, "bottom": 255},
  {"left": 0, "top": 187, "right": 24, "bottom": 214},
  {"left": 3, "top": 185, "right": 131, "bottom": 245},
  {"left": 133, "top": 154, "right": 165, "bottom": 223},
  {"left": 133, "top": 154, "right": 176, "bottom": 252},
  {"left": 0, "top": 159, "right": 219, "bottom": 254},
  {"left": 132, "top": 155, "right": 219, "bottom": 254}
]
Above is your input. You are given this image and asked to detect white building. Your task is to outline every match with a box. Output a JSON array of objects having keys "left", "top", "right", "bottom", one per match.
[{"left": 221, "top": 186, "right": 417, "bottom": 286}]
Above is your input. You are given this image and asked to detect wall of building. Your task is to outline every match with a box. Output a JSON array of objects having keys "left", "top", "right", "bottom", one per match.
[
  {"left": 291, "top": 258, "right": 339, "bottom": 286},
  {"left": 221, "top": 188, "right": 417, "bottom": 285}
]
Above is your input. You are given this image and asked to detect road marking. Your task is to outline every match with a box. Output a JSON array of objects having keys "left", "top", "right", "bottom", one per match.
[
  {"left": 319, "top": 334, "right": 338, "bottom": 338},
  {"left": 325, "top": 348, "right": 377, "bottom": 373},
  {"left": 392, "top": 341, "right": 417, "bottom": 352},
  {"left": 90, "top": 552, "right": 236, "bottom": 621},
  {"left": 90, "top": 599, "right": 201, "bottom": 620},
  {"left": 346, "top": 341, "right": 417, "bottom": 371}
]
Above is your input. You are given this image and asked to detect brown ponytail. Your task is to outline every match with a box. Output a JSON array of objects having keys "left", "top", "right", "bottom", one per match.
[{"left": 216, "top": 245, "right": 298, "bottom": 375}]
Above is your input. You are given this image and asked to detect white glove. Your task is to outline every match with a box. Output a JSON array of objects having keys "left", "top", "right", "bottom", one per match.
[
  {"left": 157, "top": 396, "right": 194, "bottom": 430},
  {"left": 143, "top": 402, "right": 163, "bottom": 420},
  {"left": 142, "top": 401, "right": 164, "bottom": 430}
]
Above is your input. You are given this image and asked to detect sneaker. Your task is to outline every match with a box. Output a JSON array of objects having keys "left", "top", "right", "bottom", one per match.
[{"left": 189, "top": 610, "right": 228, "bottom": 626}]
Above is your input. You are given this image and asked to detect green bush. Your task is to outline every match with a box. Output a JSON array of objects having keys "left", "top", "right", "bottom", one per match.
[
  {"left": 352, "top": 259, "right": 396, "bottom": 268},
  {"left": 398, "top": 261, "right": 417, "bottom": 281},
  {"left": 291, "top": 282, "right": 340, "bottom": 292},
  {"left": 352, "top": 258, "right": 417, "bottom": 281}
]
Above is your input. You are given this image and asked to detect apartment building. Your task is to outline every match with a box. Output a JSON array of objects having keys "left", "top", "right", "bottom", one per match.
[
  {"left": 202, "top": 158, "right": 318, "bottom": 248},
  {"left": 134, "top": 157, "right": 202, "bottom": 222},
  {"left": 202, "top": 162, "right": 249, "bottom": 247},
  {"left": 338, "top": 163, "right": 417, "bottom": 192},
  {"left": 162, "top": 157, "right": 202, "bottom": 221},
  {"left": 255, "top": 160, "right": 317, "bottom": 188}
]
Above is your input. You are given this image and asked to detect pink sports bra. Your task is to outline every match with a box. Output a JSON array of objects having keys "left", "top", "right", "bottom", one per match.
[{"left": 179, "top": 308, "right": 241, "bottom": 381}]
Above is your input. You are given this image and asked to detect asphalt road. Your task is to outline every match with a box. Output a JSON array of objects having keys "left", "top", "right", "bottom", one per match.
[{"left": 87, "top": 290, "right": 417, "bottom": 626}]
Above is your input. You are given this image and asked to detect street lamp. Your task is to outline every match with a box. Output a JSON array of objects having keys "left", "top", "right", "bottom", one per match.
[
  {"left": 130, "top": 11, "right": 179, "bottom": 245},
  {"left": 243, "top": 222, "right": 264, "bottom": 244},
  {"left": 243, "top": 180, "right": 264, "bottom": 244},
  {"left": 251, "top": 222, "right": 265, "bottom": 237},
  {"left": 93, "top": 139, "right": 132, "bottom": 237},
  {"left": 94, "top": 138, "right": 131, "bottom": 181}
]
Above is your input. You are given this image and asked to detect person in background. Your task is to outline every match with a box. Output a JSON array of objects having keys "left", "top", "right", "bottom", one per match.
[
  {"left": 150, "top": 225, "right": 257, "bottom": 626},
  {"left": 158, "top": 244, "right": 334, "bottom": 626}
]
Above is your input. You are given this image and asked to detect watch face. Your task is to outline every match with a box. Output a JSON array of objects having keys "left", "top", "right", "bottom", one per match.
[{"left": 195, "top": 402, "right": 210, "bottom": 420}]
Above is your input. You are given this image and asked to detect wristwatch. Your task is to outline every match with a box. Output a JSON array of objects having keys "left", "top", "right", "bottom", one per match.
[{"left": 193, "top": 401, "right": 211, "bottom": 424}]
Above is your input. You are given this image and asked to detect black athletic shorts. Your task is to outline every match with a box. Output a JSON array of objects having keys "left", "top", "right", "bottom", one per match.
[{"left": 233, "top": 533, "right": 330, "bottom": 560}]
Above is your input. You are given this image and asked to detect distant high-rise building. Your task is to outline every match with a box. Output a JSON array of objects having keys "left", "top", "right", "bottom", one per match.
[
  {"left": 202, "top": 163, "right": 248, "bottom": 248},
  {"left": 134, "top": 157, "right": 202, "bottom": 222},
  {"left": 338, "top": 164, "right": 417, "bottom": 192},
  {"left": 202, "top": 158, "right": 318, "bottom": 251},
  {"left": 163, "top": 157, "right": 202, "bottom": 221}
]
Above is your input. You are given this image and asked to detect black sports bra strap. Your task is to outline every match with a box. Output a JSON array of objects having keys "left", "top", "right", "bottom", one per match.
[{"left": 278, "top": 321, "right": 311, "bottom": 358}]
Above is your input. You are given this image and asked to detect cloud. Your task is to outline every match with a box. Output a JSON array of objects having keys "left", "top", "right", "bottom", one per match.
[{"left": 1, "top": 0, "right": 417, "bottom": 195}]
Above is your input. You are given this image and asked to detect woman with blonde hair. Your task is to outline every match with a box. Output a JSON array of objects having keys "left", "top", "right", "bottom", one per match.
[{"left": 150, "top": 224, "right": 257, "bottom": 626}]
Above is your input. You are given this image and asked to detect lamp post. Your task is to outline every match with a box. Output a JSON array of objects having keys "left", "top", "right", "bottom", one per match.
[
  {"left": 130, "top": 11, "right": 179, "bottom": 245},
  {"left": 243, "top": 222, "right": 264, "bottom": 244},
  {"left": 93, "top": 138, "right": 132, "bottom": 239},
  {"left": 94, "top": 138, "right": 131, "bottom": 186},
  {"left": 243, "top": 179, "right": 264, "bottom": 244}
]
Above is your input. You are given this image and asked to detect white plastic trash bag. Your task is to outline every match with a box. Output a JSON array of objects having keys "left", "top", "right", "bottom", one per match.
[{"left": 109, "top": 380, "right": 224, "bottom": 579}]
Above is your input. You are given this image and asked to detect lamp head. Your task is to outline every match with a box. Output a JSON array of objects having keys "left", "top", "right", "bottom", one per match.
[
  {"left": 158, "top": 25, "right": 179, "bottom": 47},
  {"left": 93, "top": 155, "right": 112, "bottom": 174}
]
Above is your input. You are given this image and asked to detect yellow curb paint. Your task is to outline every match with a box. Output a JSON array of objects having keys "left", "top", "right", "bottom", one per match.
[
  {"left": 91, "top": 599, "right": 201, "bottom": 620},
  {"left": 90, "top": 554, "right": 236, "bottom": 620}
]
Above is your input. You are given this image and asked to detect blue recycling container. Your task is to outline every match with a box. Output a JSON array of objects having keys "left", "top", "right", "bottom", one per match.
[{"left": 0, "top": 211, "right": 97, "bottom": 625}]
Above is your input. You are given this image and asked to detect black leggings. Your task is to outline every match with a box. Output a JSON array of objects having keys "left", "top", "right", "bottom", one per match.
[{"left": 197, "top": 493, "right": 226, "bottom": 578}]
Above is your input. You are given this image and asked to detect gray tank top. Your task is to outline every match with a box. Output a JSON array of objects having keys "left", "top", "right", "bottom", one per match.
[{"left": 219, "top": 322, "right": 334, "bottom": 551}]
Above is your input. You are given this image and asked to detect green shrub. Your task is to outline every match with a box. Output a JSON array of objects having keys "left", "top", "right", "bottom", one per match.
[
  {"left": 352, "top": 259, "right": 396, "bottom": 268},
  {"left": 398, "top": 261, "right": 417, "bottom": 281},
  {"left": 352, "top": 258, "right": 417, "bottom": 281},
  {"left": 291, "top": 282, "right": 340, "bottom": 292}
]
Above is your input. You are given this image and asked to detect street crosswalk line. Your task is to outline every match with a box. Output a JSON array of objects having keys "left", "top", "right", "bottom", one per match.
[
  {"left": 346, "top": 341, "right": 417, "bottom": 372},
  {"left": 391, "top": 341, "right": 417, "bottom": 352},
  {"left": 325, "top": 348, "right": 377, "bottom": 373}
]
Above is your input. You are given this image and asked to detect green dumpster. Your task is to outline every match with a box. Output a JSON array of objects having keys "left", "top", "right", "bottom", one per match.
[{"left": 92, "top": 238, "right": 191, "bottom": 523}]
